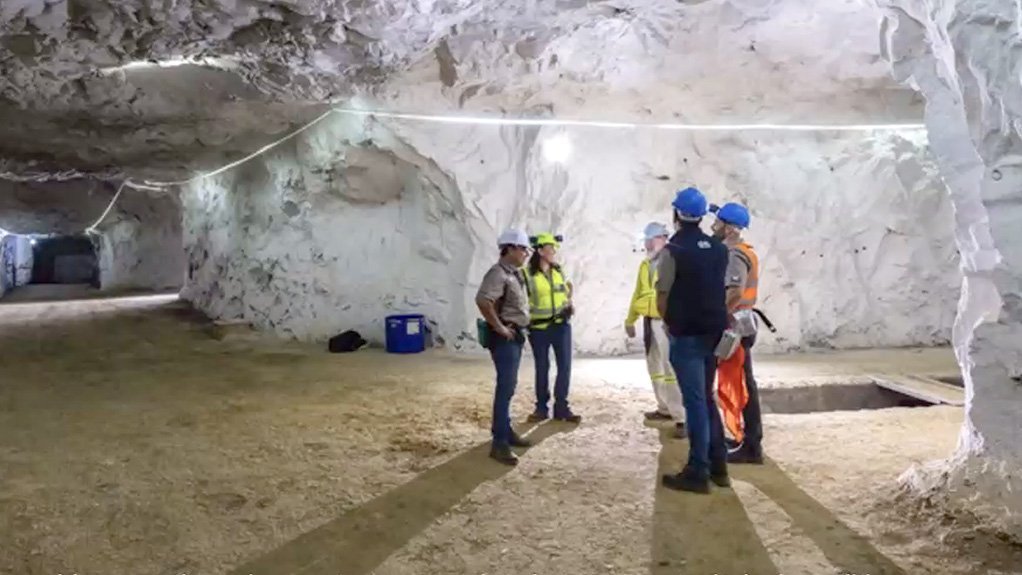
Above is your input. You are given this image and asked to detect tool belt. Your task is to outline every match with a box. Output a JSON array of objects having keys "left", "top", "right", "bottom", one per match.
[
  {"left": 531, "top": 305, "right": 574, "bottom": 329},
  {"left": 476, "top": 319, "right": 527, "bottom": 349}
]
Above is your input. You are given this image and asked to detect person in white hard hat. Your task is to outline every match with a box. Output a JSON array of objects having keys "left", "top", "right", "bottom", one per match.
[
  {"left": 476, "top": 228, "right": 533, "bottom": 466},
  {"left": 625, "top": 222, "right": 686, "bottom": 438}
]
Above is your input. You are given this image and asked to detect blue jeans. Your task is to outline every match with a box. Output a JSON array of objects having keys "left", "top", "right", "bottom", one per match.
[
  {"left": 669, "top": 333, "right": 727, "bottom": 478},
  {"left": 490, "top": 335, "right": 523, "bottom": 448},
  {"left": 529, "top": 322, "right": 572, "bottom": 416}
]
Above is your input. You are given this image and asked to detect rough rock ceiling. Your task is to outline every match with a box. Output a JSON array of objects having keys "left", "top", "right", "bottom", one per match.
[{"left": 0, "top": 0, "right": 924, "bottom": 181}]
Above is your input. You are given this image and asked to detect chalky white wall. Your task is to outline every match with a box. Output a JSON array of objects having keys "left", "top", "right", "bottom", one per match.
[
  {"left": 181, "top": 114, "right": 959, "bottom": 354},
  {"left": 878, "top": 0, "right": 1022, "bottom": 537}
]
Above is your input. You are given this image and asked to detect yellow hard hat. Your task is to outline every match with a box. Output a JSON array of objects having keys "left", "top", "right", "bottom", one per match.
[{"left": 530, "top": 232, "right": 563, "bottom": 248}]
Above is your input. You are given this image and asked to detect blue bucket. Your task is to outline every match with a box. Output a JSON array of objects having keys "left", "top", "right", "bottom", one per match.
[{"left": 385, "top": 314, "right": 426, "bottom": 354}]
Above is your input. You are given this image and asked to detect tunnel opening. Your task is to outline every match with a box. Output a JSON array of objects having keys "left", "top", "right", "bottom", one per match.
[
  {"left": 28, "top": 234, "right": 99, "bottom": 287},
  {"left": 759, "top": 382, "right": 935, "bottom": 414}
]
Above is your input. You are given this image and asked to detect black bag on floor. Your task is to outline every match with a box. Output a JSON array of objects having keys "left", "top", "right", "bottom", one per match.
[{"left": 328, "top": 330, "right": 367, "bottom": 353}]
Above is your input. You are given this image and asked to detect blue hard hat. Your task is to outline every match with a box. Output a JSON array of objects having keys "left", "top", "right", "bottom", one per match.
[
  {"left": 711, "top": 202, "right": 751, "bottom": 229},
  {"left": 672, "top": 187, "right": 708, "bottom": 219}
]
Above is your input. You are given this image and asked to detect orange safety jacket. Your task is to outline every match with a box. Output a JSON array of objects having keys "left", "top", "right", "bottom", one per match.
[
  {"left": 733, "top": 242, "right": 759, "bottom": 310},
  {"left": 717, "top": 345, "right": 748, "bottom": 442}
]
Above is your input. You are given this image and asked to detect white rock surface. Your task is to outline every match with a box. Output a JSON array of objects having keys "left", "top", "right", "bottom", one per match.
[
  {"left": 0, "top": 232, "right": 33, "bottom": 297},
  {"left": 0, "top": 0, "right": 923, "bottom": 178},
  {"left": 876, "top": 0, "right": 1022, "bottom": 536},
  {"left": 181, "top": 112, "right": 959, "bottom": 353},
  {"left": 92, "top": 189, "right": 186, "bottom": 292}
]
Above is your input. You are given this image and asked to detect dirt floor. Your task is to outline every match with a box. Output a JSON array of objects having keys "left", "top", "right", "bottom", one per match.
[{"left": 1, "top": 294, "right": 1019, "bottom": 575}]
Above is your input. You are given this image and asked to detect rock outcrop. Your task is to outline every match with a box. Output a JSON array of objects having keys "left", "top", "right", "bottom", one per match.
[{"left": 877, "top": 0, "right": 1022, "bottom": 537}]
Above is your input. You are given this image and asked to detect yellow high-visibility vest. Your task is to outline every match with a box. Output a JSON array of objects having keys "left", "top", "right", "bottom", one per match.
[{"left": 527, "top": 267, "right": 569, "bottom": 330}]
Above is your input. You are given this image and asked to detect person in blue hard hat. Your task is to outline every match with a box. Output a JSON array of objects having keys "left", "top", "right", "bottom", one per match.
[
  {"left": 710, "top": 202, "right": 765, "bottom": 465},
  {"left": 655, "top": 186, "right": 731, "bottom": 493}
]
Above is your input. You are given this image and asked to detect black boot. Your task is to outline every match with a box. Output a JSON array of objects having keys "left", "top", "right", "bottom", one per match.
[
  {"left": 489, "top": 446, "right": 519, "bottom": 466},
  {"left": 727, "top": 445, "right": 764, "bottom": 465},
  {"left": 554, "top": 412, "right": 582, "bottom": 424},
  {"left": 710, "top": 461, "right": 731, "bottom": 488},
  {"left": 509, "top": 431, "right": 532, "bottom": 448},
  {"left": 661, "top": 467, "right": 710, "bottom": 494}
]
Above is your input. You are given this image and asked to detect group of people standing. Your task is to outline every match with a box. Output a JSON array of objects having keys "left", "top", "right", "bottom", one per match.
[{"left": 475, "top": 186, "right": 763, "bottom": 494}]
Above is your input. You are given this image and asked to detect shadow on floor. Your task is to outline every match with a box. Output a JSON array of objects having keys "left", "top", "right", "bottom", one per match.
[
  {"left": 730, "top": 460, "right": 906, "bottom": 575},
  {"left": 650, "top": 424, "right": 906, "bottom": 575},
  {"left": 650, "top": 426, "right": 777, "bottom": 574},
  {"left": 228, "top": 421, "right": 573, "bottom": 575}
]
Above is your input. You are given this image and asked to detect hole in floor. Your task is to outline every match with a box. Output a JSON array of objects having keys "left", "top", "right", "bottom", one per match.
[{"left": 760, "top": 383, "right": 934, "bottom": 414}]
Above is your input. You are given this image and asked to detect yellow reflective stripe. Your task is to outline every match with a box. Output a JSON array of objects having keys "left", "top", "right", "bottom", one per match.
[{"left": 529, "top": 268, "right": 568, "bottom": 323}]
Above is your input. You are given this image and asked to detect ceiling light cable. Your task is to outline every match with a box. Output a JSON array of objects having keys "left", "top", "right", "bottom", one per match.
[
  {"left": 84, "top": 181, "right": 128, "bottom": 234},
  {"left": 141, "top": 109, "right": 336, "bottom": 188}
]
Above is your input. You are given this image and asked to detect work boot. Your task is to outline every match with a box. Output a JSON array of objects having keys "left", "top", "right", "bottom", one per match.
[
  {"left": 661, "top": 467, "right": 710, "bottom": 494},
  {"left": 673, "top": 422, "right": 687, "bottom": 439},
  {"left": 489, "top": 445, "right": 519, "bottom": 466},
  {"left": 727, "top": 445, "right": 764, "bottom": 465},
  {"left": 554, "top": 412, "right": 582, "bottom": 424},
  {"left": 644, "top": 411, "right": 672, "bottom": 421},
  {"left": 710, "top": 461, "right": 731, "bottom": 488},
  {"left": 509, "top": 431, "right": 532, "bottom": 448},
  {"left": 527, "top": 411, "right": 549, "bottom": 423}
]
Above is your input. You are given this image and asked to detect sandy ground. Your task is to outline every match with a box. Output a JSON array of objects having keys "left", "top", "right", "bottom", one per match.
[{"left": 0, "top": 294, "right": 1018, "bottom": 575}]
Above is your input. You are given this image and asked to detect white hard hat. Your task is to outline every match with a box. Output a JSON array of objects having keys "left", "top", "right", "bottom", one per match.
[
  {"left": 497, "top": 228, "right": 529, "bottom": 248},
  {"left": 643, "top": 222, "right": 669, "bottom": 240}
]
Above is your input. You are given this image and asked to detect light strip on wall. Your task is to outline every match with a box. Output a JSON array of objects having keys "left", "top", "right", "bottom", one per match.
[
  {"left": 137, "top": 107, "right": 925, "bottom": 188},
  {"left": 4, "top": 106, "right": 929, "bottom": 234},
  {"left": 331, "top": 107, "right": 927, "bottom": 132}
]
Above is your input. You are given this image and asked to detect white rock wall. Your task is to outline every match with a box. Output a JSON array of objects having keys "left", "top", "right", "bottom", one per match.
[
  {"left": 0, "top": 232, "right": 33, "bottom": 297},
  {"left": 181, "top": 113, "right": 959, "bottom": 354},
  {"left": 93, "top": 190, "right": 186, "bottom": 292},
  {"left": 877, "top": 0, "right": 1022, "bottom": 537}
]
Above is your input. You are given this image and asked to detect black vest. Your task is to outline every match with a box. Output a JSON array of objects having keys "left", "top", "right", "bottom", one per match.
[{"left": 664, "top": 224, "right": 729, "bottom": 337}]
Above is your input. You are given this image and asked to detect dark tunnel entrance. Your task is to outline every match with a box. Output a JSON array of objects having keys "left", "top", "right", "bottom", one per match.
[{"left": 29, "top": 235, "right": 99, "bottom": 287}]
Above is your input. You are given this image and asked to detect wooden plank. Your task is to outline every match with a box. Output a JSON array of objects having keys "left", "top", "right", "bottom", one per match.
[{"left": 869, "top": 373, "right": 965, "bottom": 406}]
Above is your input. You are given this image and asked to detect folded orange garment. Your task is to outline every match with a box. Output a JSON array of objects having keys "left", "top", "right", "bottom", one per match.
[{"left": 717, "top": 344, "right": 748, "bottom": 443}]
